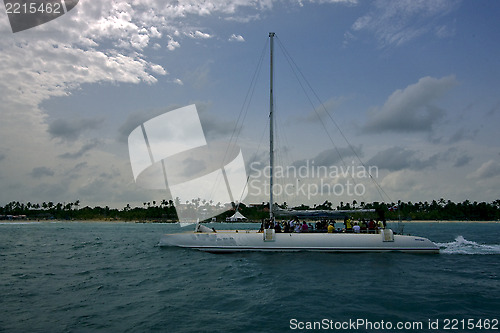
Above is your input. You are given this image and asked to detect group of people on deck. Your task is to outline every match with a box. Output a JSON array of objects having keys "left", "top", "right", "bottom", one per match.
[{"left": 260, "top": 216, "right": 387, "bottom": 234}]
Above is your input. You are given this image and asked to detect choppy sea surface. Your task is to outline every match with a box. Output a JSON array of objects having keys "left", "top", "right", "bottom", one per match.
[{"left": 1, "top": 221, "right": 499, "bottom": 333}]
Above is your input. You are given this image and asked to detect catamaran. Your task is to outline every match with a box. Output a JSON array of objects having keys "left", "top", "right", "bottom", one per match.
[{"left": 159, "top": 33, "right": 439, "bottom": 253}]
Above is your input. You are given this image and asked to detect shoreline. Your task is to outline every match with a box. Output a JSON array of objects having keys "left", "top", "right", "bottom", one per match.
[
  {"left": 389, "top": 220, "right": 500, "bottom": 224},
  {"left": 1, "top": 219, "right": 499, "bottom": 224}
]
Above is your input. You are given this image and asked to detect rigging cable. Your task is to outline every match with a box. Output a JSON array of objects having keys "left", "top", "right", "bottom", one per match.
[
  {"left": 210, "top": 38, "right": 269, "bottom": 207},
  {"left": 275, "top": 36, "right": 393, "bottom": 205}
]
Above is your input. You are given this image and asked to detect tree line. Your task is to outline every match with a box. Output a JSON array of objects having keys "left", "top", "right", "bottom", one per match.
[{"left": 0, "top": 198, "right": 499, "bottom": 221}]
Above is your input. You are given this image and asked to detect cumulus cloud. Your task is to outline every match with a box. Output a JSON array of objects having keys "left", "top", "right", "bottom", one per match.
[
  {"left": 187, "top": 30, "right": 212, "bottom": 39},
  {"left": 149, "top": 26, "right": 162, "bottom": 39},
  {"left": 0, "top": 2, "right": 174, "bottom": 112},
  {"left": 1, "top": 0, "right": 281, "bottom": 116},
  {"left": 48, "top": 117, "right": 104, "bottom": 142},
  {"left": 130, "top": 32, "right": 150, "bottom": 50},
  {"left": 379, "top": 169, "right": 417, "bottom": 190},
  {"left": 166, "top": 36, "right": 181, "bottom": 51},
  {"left": 229, "top": 34, "right": 245, "bottom": 42},
  {"left": 0, "top": 43, "right": 166, "bottom": 112},
  {"left": 363, "top": 75, "right": 457, "bottom": 133}
]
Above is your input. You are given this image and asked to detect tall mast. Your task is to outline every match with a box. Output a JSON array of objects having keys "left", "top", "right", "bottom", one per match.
[{"left": 269, "top": 32, "right": 275, "bottom": 221}]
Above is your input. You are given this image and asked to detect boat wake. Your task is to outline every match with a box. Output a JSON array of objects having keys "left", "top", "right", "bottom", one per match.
[{"left": 437, "top": 236, "right": 500, "bottom": 255}]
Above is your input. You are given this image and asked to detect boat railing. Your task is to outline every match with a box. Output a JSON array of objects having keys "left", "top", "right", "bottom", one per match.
[{"left": 270, "top": 228, "right": 389, "bottom": 234}]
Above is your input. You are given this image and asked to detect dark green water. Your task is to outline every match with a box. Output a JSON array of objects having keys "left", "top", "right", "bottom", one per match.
[{"left": 1, "top": 222, "right": 499, "bottom": 332}]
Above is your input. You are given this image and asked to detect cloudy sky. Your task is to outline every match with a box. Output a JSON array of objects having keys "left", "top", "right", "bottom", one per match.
[{"left": 0, "top": 0, "right": 499, "bottom": 210}]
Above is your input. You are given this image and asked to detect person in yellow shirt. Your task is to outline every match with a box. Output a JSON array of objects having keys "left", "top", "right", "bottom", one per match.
[{"left": 346, "top": 218, "right": 352, "bottom": 230}]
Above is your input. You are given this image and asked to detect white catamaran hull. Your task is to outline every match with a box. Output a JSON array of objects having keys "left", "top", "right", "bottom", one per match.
[{"left": 159, "top": 229, "right": 439, "bottom": 253}]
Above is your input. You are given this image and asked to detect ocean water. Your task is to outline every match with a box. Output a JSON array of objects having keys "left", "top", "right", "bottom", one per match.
[{"left": 0, "top": 221, "right": 499, "bottom": 333}]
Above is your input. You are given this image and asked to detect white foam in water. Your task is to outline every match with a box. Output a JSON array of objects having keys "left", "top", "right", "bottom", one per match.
[{"left": 437, "top": 235, "right": 500, "bottom": 255}]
